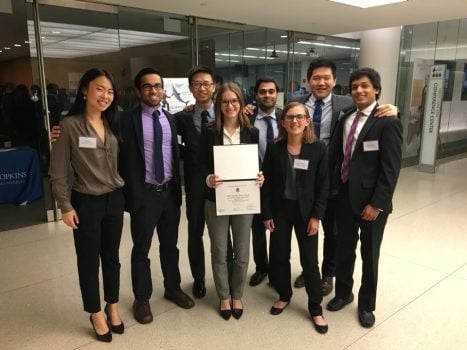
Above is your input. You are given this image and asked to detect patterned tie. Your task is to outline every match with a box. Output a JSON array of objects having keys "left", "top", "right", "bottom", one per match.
[
  {"left": 312, "top": 100, "right": 323, "bottom": 138},
  {"left": 201, "top": 110, "right": 209, "bottom": 128},
  {"left": 264, "top": 116, "right": 274, "bottom": 141},
  {"left": 152, "top": 110, "right": 164, "bottom": 183},
  {"left": 341, "top": 111, "right": 362, "bottom": 183}
]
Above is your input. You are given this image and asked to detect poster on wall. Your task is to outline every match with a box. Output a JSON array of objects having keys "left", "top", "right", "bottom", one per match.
[
  {"left": 419, "top": 64, "right": 446, "bottom": 173},
  {"left": 162, "top": 78, "right": 195, "bottom": 114},
  {"left": 406, "top": 58, "right": 433, "bottom": 156}
]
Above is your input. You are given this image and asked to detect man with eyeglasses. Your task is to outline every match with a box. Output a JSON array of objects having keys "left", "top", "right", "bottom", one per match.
[
  {"left": 248, "top": 77, "right": 282, "bottom": 287},
  {"left": 174, "top": 65, "right": 216, "bottom": 299},
  {"left": 119, "top": 67, "right": 195, "bottom": 325},
  {"left": 289, "top": 58, "right": 398, "bottom": 295}
]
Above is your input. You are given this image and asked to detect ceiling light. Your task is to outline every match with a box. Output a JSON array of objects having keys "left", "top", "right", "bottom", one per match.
[
  {"left": 4, "top": 47, "right": 10, "bottom": 50},
  {"left": 269, "top": 45, "right": 279, "bottom": 58},
  {"left": 280, "top": 35, "right": 287, "bottom": 38},
  {"left": 14, "top": 44, "right": 21, "bottom": 47},
  {"left": 329, "top": 0, "right": 406, "bottom": 8},
  {"left": 24, "top": 40, "right": 30, "bottom": 44},
  {"left": 52, "top": 31, "right": 61, "bottom": 34}
]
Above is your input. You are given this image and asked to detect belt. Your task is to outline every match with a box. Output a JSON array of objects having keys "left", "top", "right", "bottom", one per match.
[{"left": 145, "top": 180, "right": 172, "bottom": 192}]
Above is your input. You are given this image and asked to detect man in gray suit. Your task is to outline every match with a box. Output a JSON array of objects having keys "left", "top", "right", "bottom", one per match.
[{"left": 291, "top": 58, "right": 397, "bottom": 295}]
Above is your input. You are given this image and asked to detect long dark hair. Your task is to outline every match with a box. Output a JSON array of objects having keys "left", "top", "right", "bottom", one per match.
[{"left": 67, "top": 68, "right": 120, "bottom": 138}]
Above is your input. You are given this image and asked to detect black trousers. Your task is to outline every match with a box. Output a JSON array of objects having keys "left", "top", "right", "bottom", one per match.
[
  {"left": 269, "top": 199, "right": 323, "bottom": 316},
  {"left": 335, "top": 185, "right": 388, "bottom": 311},
  {"left": 321, "top": 197, "right": 338, "bottom": 278},
  {"left": 130, "top": 184, "right": 181, "bottom": 301},
  {"left": 251, "top": 213, "right": 269, "bottom": 273},
  {"left": 185, "top": 173, "right": 206, "bottom": 281},
  {"left": 71, "top": 189, "right": 124, "bottom": 313}
]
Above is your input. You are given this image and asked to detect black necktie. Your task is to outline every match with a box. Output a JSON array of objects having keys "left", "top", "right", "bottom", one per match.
[
  {"left": 152, "top": 110, "right": 164, "bottom": 183},
  {"left": 264, "top": 116, "right": 274, "bottom": 141},
  {"left": 313, "top": 100, "right": 323, "bottom": 138},
  {"left": 201, "top": 110, "right": 209, "bottom": 128}
]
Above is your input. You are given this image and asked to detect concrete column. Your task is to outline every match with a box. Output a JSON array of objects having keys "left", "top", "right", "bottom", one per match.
[{"left": 359, "top": 27, "right": 402, "bottom": 104}]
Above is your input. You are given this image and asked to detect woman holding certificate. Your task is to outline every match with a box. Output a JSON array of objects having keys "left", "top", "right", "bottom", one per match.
[
  {"left": 49, "top": 68, "right": 125, "bottom": 342},
  {"left": 261, "top": 102, "right": 329, "bottom": 334},
  {"left": 199, "top": 82, "right": 264, "bottom": 320}
]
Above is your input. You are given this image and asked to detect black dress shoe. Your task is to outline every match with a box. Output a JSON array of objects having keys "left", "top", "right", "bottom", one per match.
[
  {"left": 104, "top": 304, "right": 124, "bottom": 334},
  {"left": 231, "top": 300, "right": 243, "bottom": 319},
  {"left": 164, "top": 289, "right": 195, "bottom": 309},
  {"left": 311, "top": 315, "right": 328, "bottom": 334},
  {"left": 270, "top": 302, "right": 289, "bottom": 315},
  {"left": 133, "top": 300, "right": 153, "bottom": 324},
  {"left": 192, "top": 279, "right": 206, "bottom": 299},
  {"left": 327, "top": 293, "right": 354, "bottom": 311},
  {"left": 294, "top": 273, "right": 305, "bottom": 288},
  {"left": 249, "top": 271, "right": 267, "bottom": 286},
  {"left": 89, "top": 315, "right": 112, "bottom": 343},
  {"left": 358, "top": 309, "right": 375, "bottom": 328},
  {"left": 321, "top": 276, "right": 334, "bottom": 296},
  {"left": 219, "top": 302, "right": 232, "bottom": 320}
]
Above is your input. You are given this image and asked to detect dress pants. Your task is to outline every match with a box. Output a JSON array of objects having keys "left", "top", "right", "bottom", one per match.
[
  {"left": 269, "top": 199, "right": 323, "bottom": 316},
  {"left": 251, "top": 213, "right": 269, "bottom": 274},
  {"left": 335, "top": 184, "right": 388, "bottom": 311},
  {"left": 185, "top": 172, "right": 206, "bottom": 282},
  {"left": 130, "top": 183, "right": 181, "bottom": 301},
  {"left": 321, "top": 197, "right": 338, "bottom": 278},
  {"left": 71, "top": 189, "right": 124, "bottom": 313},
  {"left": 204, "top": 200, "right": 252, "bottom": 300}
]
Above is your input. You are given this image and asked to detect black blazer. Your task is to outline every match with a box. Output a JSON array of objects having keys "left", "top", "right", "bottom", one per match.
[
  {"left": 199, "top": 123, "right": 260, "bottom": 203},
  {"left": 119, "top": 105, "right": 182, "bottom": 213},
  {"left": 328, "top": 105, "right": 402, "bottom": 214},
  {"left": 261, "top": 139, "right": 329, "bottom": 223}
]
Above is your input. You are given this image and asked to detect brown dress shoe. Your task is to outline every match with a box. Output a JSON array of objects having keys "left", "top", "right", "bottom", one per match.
[
  {"left": 294, "top": 273, "right": 305, "bottom": 288},
  {"left": 321, "top": 276, "right": 334, "bottom": 296},
  {"left": 133, "top": 300, "right": 153, "bottom": 324},
  {"left": 164, "top": 289, "right": 195, "bottom": 309}
]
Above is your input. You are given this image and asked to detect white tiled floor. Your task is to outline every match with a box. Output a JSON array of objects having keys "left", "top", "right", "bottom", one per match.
[{"left": 1, "top": 155, "right": 467, "bottom": 350}]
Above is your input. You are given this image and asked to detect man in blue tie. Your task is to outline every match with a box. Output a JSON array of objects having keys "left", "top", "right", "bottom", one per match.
[
  {"left": 326, "top": 67, "right": 402, "bottom": 328},
  {"left": 248, "top": 77, "right": 282, "bottom": 286},
  {"left": 119, "top": 68, "right": 195, "bottom": 325},
  {"left": 289, "top": 58, "right": 397, "bottom": 295}
]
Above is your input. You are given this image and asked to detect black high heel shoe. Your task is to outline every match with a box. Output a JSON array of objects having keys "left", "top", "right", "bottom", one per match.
[
  {"left": 231, "top": 299, "right": 243, "bottom": 320},
  {"left": 104, "top": 304, "right": 125, "bottom": 334},
  {"left": 219, "top": 301, "right": 232, "bottom": 320},
  {"left": 89, "top": 315, "right": 112, "bottom": 342}
]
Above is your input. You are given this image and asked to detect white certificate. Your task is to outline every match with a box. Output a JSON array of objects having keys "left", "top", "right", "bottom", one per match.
[
  {"left": 215, "top": 180, "right": 260, "bottom": 216},
  {"left": 213, "top": 144, "right": 259, "bottom": 180},
  {"left": 213, "top": 144, "right": 260, "bottom": 215}
]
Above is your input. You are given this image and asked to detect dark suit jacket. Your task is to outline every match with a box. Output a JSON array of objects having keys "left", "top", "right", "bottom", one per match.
[
  {"left": 288, "top": 93, "right": 354, "bottom": 139},
  {"left": 261, "top": 140, "right": 329, "bottom": 223},
  {"left": 199, "top": 124, "right": 260, "bottom": 203},
  {"left": 119, "top": 105, "right": 182, "bottom": 213},
  {"left": 247, "top": 108, "right": 283, "bottom": 126},
  {"left": 174, "top": 110, "right": 204, "bottom": 196},
  {"left": 328, "top": 105, "right": 402, "bottom": 215}
]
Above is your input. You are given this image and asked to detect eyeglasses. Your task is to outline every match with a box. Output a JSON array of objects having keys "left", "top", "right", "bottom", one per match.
[
  {"left": 221, "top": 99, "right": 240, "bottom": 106},
  {"left": 141, "top": 83, "right": 163, "bottom": 91},
  {"left": 191, "top": 81, "right": 214, "bottom": 89},
  {"left": 283, "top": 114, "right": 308, "bottom": 122}
]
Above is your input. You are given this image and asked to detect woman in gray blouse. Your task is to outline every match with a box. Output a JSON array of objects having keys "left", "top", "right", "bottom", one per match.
[{"left": 49, "top": 68, "right": 124, "bottom": 342}]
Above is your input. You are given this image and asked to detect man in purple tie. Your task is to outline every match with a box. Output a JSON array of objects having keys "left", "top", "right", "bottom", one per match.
[{"left": 326, "top": 67, "right": 402, "bottom": 328}]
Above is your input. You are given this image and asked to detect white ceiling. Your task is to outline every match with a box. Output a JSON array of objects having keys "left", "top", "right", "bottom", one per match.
[{"left": 95, "top": 0, "right": 467, "bottom": 36}]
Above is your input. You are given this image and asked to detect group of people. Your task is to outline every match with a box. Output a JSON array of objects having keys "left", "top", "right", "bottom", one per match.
[{"left": 48, "top": 57, "right": 403, "bottom": 342}]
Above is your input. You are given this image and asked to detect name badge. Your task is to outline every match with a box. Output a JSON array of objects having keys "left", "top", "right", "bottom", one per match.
[
  {"left": 294, "top": 158, "right": 309, "bottom": 170},
  {"left": 79, "top": 137, "right": 97, "bottom": 149},
  {"left": 363, "top": 140, "right": 379, "bottom": 152}
]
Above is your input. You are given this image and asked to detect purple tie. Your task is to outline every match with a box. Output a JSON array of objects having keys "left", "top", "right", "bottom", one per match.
[{"left": 341, "top": 111, "right": 362, "bottom": 183}]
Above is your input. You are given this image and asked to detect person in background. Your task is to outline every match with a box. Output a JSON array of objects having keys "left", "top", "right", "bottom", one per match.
[
  {"left": 199, "top": 82, "right": 264, "bottom": 320},
  {"left": 49, "top": 68, "right": 125, "bottom": 343},
  {"left": 261, "top": 102, "right": 329, "bottom": 334}
]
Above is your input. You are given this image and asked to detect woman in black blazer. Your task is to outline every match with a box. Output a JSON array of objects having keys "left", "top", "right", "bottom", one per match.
[
  {"left": 199, "top": 82, "right": 263, "bottom": 320},
  {"left": 261, "top": 102, "right": 329, "bottom": 334}
]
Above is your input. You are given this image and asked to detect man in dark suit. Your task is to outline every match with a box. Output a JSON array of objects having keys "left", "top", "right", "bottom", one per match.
[
  {"left": 290, "top": 58, "right": 397, "bottom": 295},
  {"left": 119, "top": 67, "right": 194, "bottom": 325},
  {"left": 248, "top": 77, "right": 282, "bottom": 287},
  {"left": 326, "top": 67, "right": 402, "bottom": 328},
  {"left": 175, "top": 65, "right": 216, "bottom": 298}
]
